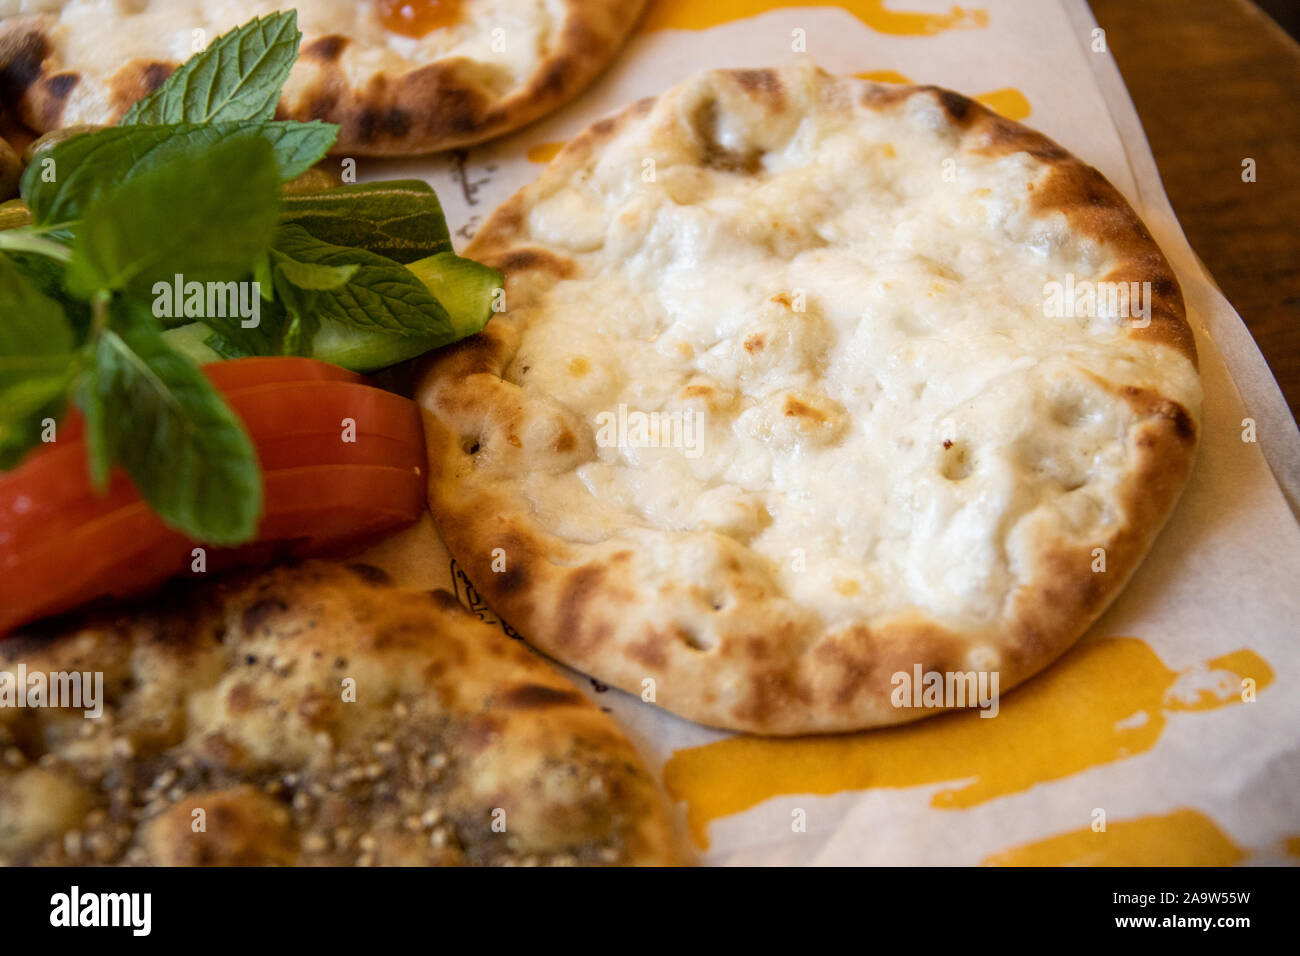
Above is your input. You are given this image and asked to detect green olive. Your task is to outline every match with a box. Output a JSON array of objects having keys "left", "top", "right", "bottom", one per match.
[
  {"left": 280, "top": 166, "right": 343, "bottom": 195},
  {"left": 0, "top": 137, "right": 20, "bottom": 201},
  {"left": 20, "top": 124, "right": 102, "bottom": 166},
  {"left": 0, "top": 198, "right": 32, "bottom": 230}
]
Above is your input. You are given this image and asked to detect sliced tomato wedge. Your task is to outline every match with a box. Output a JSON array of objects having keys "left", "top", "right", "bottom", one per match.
[
  {"left": 48, "top": 357, "right": 367, "bottom": 445},
  {"left": 0, "top": 358, "right": 428, "bottom": 635},
  {"left": 202, "top": 355, "right": 368, "bottom": 391}
]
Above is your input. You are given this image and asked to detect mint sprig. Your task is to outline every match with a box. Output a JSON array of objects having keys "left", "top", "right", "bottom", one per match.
[
  {"left": 68, "top": 134, "right": 280, "bottom": 298},
  {"left": 77, "top": 310, "right": 262, "bottom": 543},
  {"left": 21, "top": 121, "right": 337, "bottom": 225},
  {"left": 0, "top": 12, "right": 499, "bottom": 545},
  {"left": 121, "top": 12, "right": 301, "bottom": 125}
]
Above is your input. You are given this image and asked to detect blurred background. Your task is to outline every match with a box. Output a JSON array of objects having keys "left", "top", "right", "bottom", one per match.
[{"left": 1090, "top": 0, "right": 1300, "bottom": 421}]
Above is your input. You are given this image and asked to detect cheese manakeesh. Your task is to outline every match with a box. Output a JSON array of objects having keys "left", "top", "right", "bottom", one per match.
[
  {"left": 5, "top": 0, "right": 559, "bottom": 124},
  {"left": 491, "top": 66, "right": 1201, "bottom": 632}
]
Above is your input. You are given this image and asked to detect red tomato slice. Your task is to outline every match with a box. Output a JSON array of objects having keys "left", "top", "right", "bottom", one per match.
[
  {"left": 48, "top": 356, "right": 367, "bottom": 445},
  {"left": 0, "top": 359, "right": 429, "bottom": 635},
  {"left": 0, "top": 378, "right": 425, "bottom": 548},
  {"left": 202, "top": 356, "right": 368, "bottom": 391}
]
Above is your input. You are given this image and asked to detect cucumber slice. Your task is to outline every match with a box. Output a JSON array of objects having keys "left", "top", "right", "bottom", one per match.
[
  {"left": 161, "top": 322, "right": 224, "bottom": 365},
  {"left": 406, "top": 252, "right": 502, "bottom": 339}
]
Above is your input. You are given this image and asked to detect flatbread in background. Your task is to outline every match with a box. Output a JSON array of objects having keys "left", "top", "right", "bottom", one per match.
[
  {"left": 0, "top": 0, "right": 647, "bottom": 155},
  {"left": 0, "top": 561, "right": 682, "bottom": 865},
  {"left": 418, "top": 62, "right": 1202, "bottom": 735}
]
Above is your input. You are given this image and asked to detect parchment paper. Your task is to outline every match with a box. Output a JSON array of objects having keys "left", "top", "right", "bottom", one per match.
[{"left": 359, "top": 0, "right": 1300, "bottom": 865}]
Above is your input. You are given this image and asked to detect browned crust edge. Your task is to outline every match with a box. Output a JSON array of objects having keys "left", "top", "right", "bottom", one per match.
[
  {"left": 426, "top": 67, "right": 1202, "bottom": 735},
  {"left": 0, "top": 1, "right": 647, "bottom": 156}
]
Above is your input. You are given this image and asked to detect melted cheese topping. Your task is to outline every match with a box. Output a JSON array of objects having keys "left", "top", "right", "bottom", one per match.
[
  {"left": 490, "top": 67, "right": 1200, "bottom": 631},
  {"left": 7, "top": 0, "right": 560, "bottom": 125}
]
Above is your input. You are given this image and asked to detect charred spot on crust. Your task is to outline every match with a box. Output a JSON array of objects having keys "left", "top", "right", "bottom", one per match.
[
  {"left": 1159, "top": 400, "right": 1196, "bottom": 443},
  {"left": 812, "top": 639, "right": 875, "bottom": 708},
  {"left": 726, "top": 68, "right": 785, "bottom": 107},
  {"left": 556, "top": 565, "right": 605, "bottom": 651},
  {"left": 42, "top": 71, "right": 79, "bottom": 102},
  {"left": 978, "top": 116, "right": 1068, "bottom": 162},
  {"left": 303, "top": 34, "right": 348, "bottom": 61},
  {"left": 783, "top": 395, "right": 828, "bottom": 423},
  {"left": 359, "top": 106, "right": 412, "bottom": 140},
  {"left": 733, "top": 669, "right": 811, "bottom": 727},
  {"left": 690, "top": 97, "right": 763, "bottom": 174},
  {"left": 427, "top": 589, "right": 462, "bottom": 612},
  {"left": 500, "top": 683, "right": 583, "bottom": 709},
  {"left": 141, "top": 61, "right": 172, "bottom": 94},
  {"left": 0, "top": 28, "right": 49, "bottom": 100},
  {"left": 537, "top": 58, "right": 571, "bottom": 98},
  {"left": 240, "top": 597, "right": 289, "bottom": 635},
  {"left": 554, "top": 429, "right": 577, "bottom": 454},
  {"left": 496, "top": 247, "right": 576, "bottom": 278},
  {"left": 496, "top": 559, "right": 529, "bottom": 596},
  {"left": 627, "top": 634, "right": 668, "bottom": 668},
  {"left": 347, "top": 563, "right": 392, "bottom": 586},
  {"left": 490, "top": 536, "right": 532, "bottom": 595},
  {"left": 301, "top": 88, "right": 341, "bottom": 120},
  {"left": 108, "top": 59, "right": 176, "bottom": 116},
  {"left": 461, "top": 713, "right": 501, "bottom": 751},
  {"left": 860, "top": 82, "right": 914, "bottom": 110},
  {"left": 933, "top": 88, "right": 975, "bottom": 125},
  {"left": 431, "top": 84, "right": 487, "bottom": 136}
]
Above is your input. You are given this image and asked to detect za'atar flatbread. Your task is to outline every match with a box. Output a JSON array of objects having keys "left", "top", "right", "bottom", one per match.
[
  {"left": 0, "top": 562, "right": 681, "bottom": 865},
  {"left": 0, "top": 0, "right": 646, "bottom": 154},
  {"left": 417, "top": 62, "right": 1201, "bottom": 735}
]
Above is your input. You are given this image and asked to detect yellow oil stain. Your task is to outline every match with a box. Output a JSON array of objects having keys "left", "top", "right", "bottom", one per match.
[
  {"left": 852, "top": 69, "right": 912, "bottom": 84},
  {"left": 973, "top": 87, "right": 1032, "bottom": 120},
  {"left": 639, "top": 0, "right": 988, "bottom": 36},
  {"left": 983, "top": 809, "right": 1247, "bottom": 866},
  {"left": 663, "top": 637, "right": 1273, "bottom": 848},
  {"left": 526, "top": 141, "right": 567, "bottom": 164},
  {"left": 1285, "top": 836, "right": 1300, "bottom": 859}
]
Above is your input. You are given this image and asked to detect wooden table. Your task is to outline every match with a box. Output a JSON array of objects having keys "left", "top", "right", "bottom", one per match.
[{"left": 1090, "top": 0, "right": 1300, "bottom": 421}]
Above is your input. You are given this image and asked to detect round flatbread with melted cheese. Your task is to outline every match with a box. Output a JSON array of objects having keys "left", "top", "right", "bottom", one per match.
[
  {"left": 0, "top": 0, "right": 646, "bottom": 155},
  {"left": 0, "top": 561, "right": 681, "bottom": 865},
  {"left": 417, "top": 62, "right": 1202, "bottom": 735}
]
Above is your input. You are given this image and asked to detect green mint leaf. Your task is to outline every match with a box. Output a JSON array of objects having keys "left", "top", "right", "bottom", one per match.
[
  {"left": 0, "top": 255, "right": 76, "bottom": 467},
  {"left": 202, "top": 294, "right": 290, "bottom": 358},
  {"left": 0, "top": 391, "right": 66, "bottom": 470},
  {"left": 203, "top": 330, "right": 254, "bottom": 360},
  {"left": 270, "top": 224, "right": 451, "bottom": 337},
  {"left": 279, "top": 180, "right": 453, "bottom": 263},
  {"left": 121, "top": 12, "right": 300, "bottom": 125},
  {"left": 21, "top": 121, "right": 338, "bottom": 225},
  {"left": 0, "top": 254, "right": 75, "bottom": 364},
  {"left": 67, "top": 133, "right": 280, "bottom": 299},
  {"left": 3, "top": 251, "right": 92, "bottom": 342},
  {"left": 271, "top": 255, "right": 358, "bottom": 291},
  {"left": 73, "top": 343, "right": 110, "bottom": 488},
  {"left": 79, "top": 320, "right": 261, "bottom": 543}
]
